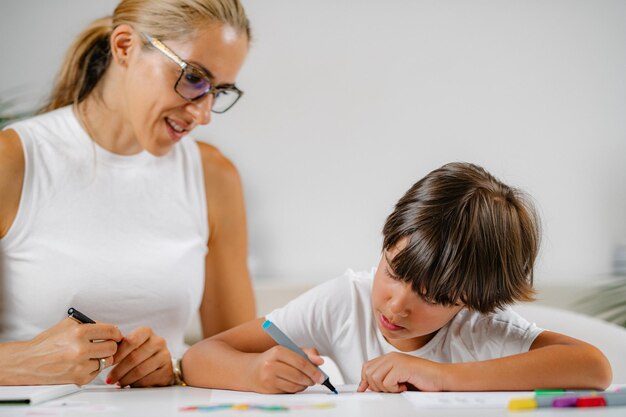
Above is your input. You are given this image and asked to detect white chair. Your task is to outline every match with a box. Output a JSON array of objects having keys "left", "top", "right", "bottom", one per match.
[{"left": 512, "top": 303, "right": 626, "bottom": 384}]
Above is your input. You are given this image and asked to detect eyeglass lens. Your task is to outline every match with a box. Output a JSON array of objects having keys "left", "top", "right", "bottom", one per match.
[{"left": 176, "top": 67, "right": 240, "bottom": 113}]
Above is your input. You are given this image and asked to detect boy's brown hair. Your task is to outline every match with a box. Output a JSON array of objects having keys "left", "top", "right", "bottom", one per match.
[{"left": 383, "top": 162, "right": 540, "bottom": 313}]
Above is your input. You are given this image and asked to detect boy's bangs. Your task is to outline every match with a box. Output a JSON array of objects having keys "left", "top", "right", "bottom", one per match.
[{"left": 388, "top": 225, "right": 537, "bottom": 314}]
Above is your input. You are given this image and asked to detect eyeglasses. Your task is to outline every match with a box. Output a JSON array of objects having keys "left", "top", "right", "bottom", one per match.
[{"left": 142, "top": 33, "right": 243, "bottom": 113}]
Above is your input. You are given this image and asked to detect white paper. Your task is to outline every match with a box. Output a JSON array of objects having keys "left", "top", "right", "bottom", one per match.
[
  {"left": 208, "top": 384, "right": 383, "bottom": 404},
  {"left": 402, "top": 391, "right": 534, "bottom": 409},
  {"left": 0, "top": 385, "right": 81, "bottom": 405}
]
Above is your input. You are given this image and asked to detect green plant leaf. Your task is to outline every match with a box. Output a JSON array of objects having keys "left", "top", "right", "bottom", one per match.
[{"left": 575, "top": 276, "right": 626, "bottom": 328}]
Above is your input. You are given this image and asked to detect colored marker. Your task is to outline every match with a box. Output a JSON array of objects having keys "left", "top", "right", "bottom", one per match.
[
  {"left": 552, "top": 396, "right": 578, "bottom": 408},
  {"left": 262, "top": 320, "right": 338, "bottom": 394},
  {"left": 508, "top": 391, "right": 626, "bottom": 411},
  {"left": 508, "top": 398, "right": 537, "bottom": 411},
  {"left": 576, "top": 396, "right": 606, "bottom": 407}
]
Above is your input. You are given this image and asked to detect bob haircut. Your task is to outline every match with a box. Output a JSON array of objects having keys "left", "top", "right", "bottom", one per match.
[{"left": 382, "top": 162, "right": 540, "bottom": 313}]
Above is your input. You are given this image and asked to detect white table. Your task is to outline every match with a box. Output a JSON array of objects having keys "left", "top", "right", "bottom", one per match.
[{"left": 0, "top": 385, "right": 624, "bottom": 417}]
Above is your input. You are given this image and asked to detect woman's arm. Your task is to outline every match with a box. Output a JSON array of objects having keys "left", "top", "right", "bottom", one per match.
[
  {"left": 0, "top": 129, "right": 24, "bottom": 239},
  {"left": 197, "top": 142, "right": 256, "bottom": 337},
  {"left": 0, "top": 130, "right": 123, "bottom": 385},
  {"left": 0, "top": 318, "right": 122, "bottom": 386},
  {"left": 359, "top": 331, "right": 612, "bottom": 392}
]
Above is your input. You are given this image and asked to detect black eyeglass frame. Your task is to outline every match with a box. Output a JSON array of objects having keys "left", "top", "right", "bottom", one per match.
[{"left": 142, "top": 32, "right": 243, "bottom": 113}]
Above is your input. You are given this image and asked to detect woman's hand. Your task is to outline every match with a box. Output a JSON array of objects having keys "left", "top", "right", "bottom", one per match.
[
  {"left": 107, "top": 326, "right": 173, "bottom": 387},
  {"left": 358, "top": 352, "right": 444, "bottom": 393},
  {"left": 15, "top": 318, "right": 122, "bottom": 386},
  {"left": 249, "top": 346, "right": 325, "bottom": 394}
]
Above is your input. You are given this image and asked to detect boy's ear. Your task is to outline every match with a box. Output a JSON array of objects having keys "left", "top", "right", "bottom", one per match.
[{"left": 109, "top": 24, "right": 137, "bottom": 67}]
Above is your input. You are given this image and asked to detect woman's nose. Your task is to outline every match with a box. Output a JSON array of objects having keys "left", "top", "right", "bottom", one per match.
[{"left": 188, "top": 94, "right": 213, "bottom": 125}]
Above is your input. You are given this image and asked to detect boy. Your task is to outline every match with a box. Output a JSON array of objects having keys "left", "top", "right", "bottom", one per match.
[{"left": 183, "top": 162, "right": 612, "bottom": 393}]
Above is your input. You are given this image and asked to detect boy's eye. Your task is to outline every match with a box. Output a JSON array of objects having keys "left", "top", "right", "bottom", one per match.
[
  {"left": 420, "top": 294, "right": 438, "bottom": 305},
  {"left": 384, "top": 267, "right": 400, "bottom": 280}
]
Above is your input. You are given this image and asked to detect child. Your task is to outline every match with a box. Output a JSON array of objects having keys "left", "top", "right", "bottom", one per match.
[{"left": 182, "top": 162, "right": 612, "bottom": 393}]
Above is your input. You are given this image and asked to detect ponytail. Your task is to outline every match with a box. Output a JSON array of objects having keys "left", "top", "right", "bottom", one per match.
[
  {"left": 40, "top": 16, "right": 113, "bottom": 113},
  {"left": 40, "top": 1, "right": 251, "bottom": 114}
]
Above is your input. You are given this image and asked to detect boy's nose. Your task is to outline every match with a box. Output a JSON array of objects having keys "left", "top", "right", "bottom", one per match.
[{"left": 388, "top": 298, "right": 410, "bottom": 317}]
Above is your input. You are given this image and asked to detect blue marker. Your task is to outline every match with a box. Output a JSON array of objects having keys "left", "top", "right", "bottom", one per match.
[{"left": 262, "top": 320, "right": 338, "bottom": 394}]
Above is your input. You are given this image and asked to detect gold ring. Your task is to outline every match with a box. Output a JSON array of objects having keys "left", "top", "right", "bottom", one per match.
[{"left": 98, "top": 358, "right": 107, "bottom": 372}]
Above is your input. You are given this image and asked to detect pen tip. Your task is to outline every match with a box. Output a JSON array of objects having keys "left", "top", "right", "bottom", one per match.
[{"left": 322, "top": 379, "right": 338, "bottom": 394}]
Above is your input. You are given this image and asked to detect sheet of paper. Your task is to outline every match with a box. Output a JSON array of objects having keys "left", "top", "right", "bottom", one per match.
[
  {"left": 0, "top": 385, "right": 81, "bottom": 405},
  {"left": 208, "top": 384, "right": 383, "bottom": 404},
  {"left": 402, "top": 391, "right": 534, "bottom": 409}
]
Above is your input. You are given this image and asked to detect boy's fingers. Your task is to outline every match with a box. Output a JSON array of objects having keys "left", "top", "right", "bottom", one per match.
[
  {"left": 279, "top": 348, "right": 323, "bottom": 384},
  {"left": 302, "top": 348, "right": 324, "bottom": 366},
  {"left": 275, "top": 376, "right": 308, "bottom": 393},
  {"left": 274, "top": 361, "right": 316, "bottom": 387},
  {"left": 362, "top": 367, "right": 383, "bottom": 392},
  {"left": 357, "top": 379, "right": 369, "bottom": 392}
]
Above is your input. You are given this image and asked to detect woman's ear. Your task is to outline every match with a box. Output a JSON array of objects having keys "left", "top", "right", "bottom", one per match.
[{"left": 109, "top": 24, "right": 137, "bottom": 67}]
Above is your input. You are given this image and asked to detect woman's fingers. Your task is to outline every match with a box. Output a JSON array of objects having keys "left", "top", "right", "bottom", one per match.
[
  {"left": 81, "top": 323, "right": 123, "bottom": 343},
  {"left": 117, "top": 350, "right": 170, "bottom": 387},
  {"left": 90, "top": 356, "right": 115, "bottom": 375},
  {"left": 87, "top": 340, "right": 119, "bottom": 360},
  {"left": 112, "top": 327, "right": 152, "bottom": 365},
  {"left": 107, "top": 327, "right": 172, "bottom": 387}
]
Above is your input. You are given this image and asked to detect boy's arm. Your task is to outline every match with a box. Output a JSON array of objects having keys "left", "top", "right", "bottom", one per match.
[
  {"left": 443, "top": 331, "right": 612, "bottom": 391},
  {"left": 182, "top": 317, "right": 325, "bottom": 393},
  {"left": 359, "top": 331, "right": 612, "bottom": 392}
]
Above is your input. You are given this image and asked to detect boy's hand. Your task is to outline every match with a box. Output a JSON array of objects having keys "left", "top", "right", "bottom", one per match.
[
  {"left": 250, "top": 345, "right": 325, "bottom": 394},
  {"left": 358, "top": 352, "right": 445, "bottom": 393}
]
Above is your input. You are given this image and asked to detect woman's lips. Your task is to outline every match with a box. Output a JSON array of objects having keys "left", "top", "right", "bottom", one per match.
[
  {"left": 165, "top": 117, "right": 187, "bottom": 143},
  {"left": 379, "top": 313, "right": 405, "bottom": 331}
]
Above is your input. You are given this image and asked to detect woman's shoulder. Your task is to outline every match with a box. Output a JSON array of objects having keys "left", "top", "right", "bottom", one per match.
[
  {"left": 194, "top": 141, "right": 241, "bottom": 188},
  {"left": 0, "top": 129, "right": 25, "bottom": 238},
  {"left": 8, "top": 107, "right": 76, "bottom": 139}
]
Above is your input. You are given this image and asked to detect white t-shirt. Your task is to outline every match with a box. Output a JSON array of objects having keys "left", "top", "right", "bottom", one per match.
[
  {"left": 266, "top": 269, "right": 543, "bottom": 384},
  {"left": 0, "top": 107, "right": 208, "bottom": 369}
]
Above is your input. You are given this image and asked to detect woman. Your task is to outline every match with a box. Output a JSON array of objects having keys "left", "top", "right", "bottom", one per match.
[{"left": 0, "top": 0, "right": 255, "bottom": 387}]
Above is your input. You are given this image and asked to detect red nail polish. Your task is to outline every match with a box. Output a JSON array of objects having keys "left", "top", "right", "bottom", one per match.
[{"left": 106, "top": 377, "right": 111, "bottom": 384}]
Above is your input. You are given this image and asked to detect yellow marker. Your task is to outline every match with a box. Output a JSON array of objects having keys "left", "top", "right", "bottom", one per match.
[
  {"left": 311, "top": 403, "right": 336, "bottom": 409},
  {"left": 232, "top": 404, "right": 249, "bottom": 410},
  {"left": 508, "top": 398, "right": 538, "bottom": 411}
]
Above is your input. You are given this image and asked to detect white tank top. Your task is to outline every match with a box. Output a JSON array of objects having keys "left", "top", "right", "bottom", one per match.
[{"left": 0, "top": 106, "right": 208, "bottom": 359}]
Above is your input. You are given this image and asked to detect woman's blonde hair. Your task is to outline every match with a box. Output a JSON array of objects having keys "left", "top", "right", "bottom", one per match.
[{"left": 41, "top": 0, "right": 250, "bottom": 113}]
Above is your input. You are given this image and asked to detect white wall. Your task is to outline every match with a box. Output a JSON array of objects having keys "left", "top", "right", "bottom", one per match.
[{"left": 1, "top": 0, "right": 625, "bottom": 287}]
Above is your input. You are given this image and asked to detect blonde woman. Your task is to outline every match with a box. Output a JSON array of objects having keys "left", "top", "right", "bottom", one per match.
[{"left": 0, "top": 0, "right": 255, "bottom": 387}]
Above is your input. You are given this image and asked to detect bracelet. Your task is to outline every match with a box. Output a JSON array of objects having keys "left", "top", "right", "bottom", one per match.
[{"left": 171, "top": 357, "right": 186, "bottom": 386}]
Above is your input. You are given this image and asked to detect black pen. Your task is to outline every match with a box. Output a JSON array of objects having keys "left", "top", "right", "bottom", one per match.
[{"left": 68, "top": 307, "right": 96, "bottom": 324}]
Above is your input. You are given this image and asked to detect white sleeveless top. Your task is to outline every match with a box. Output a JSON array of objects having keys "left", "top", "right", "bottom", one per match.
[{"left": 0, "top": 106, "right": 208, "bottom": 360}]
